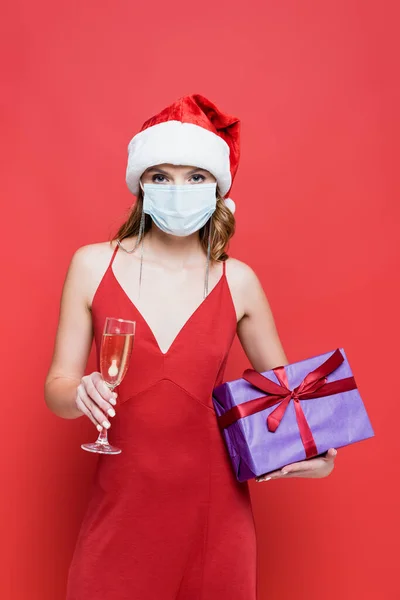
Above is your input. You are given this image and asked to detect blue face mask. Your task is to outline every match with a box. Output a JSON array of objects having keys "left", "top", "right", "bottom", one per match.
[{"left": 142, "top": 183, "right": 217, "bottom": 237}]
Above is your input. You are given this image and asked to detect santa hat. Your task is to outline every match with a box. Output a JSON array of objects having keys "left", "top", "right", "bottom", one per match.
[{"left": 125, "top": 94, "right": 240, "bottom": 213}]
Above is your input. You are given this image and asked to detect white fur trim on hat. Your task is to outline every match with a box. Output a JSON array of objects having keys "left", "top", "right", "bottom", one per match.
[
  {"left": 224, "top": 197, "right": 236, "bottom": 213},
  {"left": 126, "top": 120, "right": 232, "bottom": 197}
]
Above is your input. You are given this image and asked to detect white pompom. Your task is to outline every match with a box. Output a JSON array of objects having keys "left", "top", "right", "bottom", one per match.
[{"left": 224, "top": 197, "right": 236, "bottom": 214}]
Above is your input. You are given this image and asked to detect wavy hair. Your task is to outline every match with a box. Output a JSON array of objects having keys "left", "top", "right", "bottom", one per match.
[{"left": 112, "top": 187, "right": 235, "bottom": 262}]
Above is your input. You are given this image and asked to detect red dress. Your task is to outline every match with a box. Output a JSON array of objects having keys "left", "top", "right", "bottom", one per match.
[{"left": 66, "top": 244, "right": 257, "bottom": 600}]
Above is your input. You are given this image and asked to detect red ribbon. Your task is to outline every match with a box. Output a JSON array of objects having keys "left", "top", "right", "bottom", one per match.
[{"left": 217, "top": 349, "right": 357, "bottom": 458}]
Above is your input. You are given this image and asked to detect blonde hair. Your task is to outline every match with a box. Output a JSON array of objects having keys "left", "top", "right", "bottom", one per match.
[{"left": 112, "top": 187, "right": 235, "bottom": 262}]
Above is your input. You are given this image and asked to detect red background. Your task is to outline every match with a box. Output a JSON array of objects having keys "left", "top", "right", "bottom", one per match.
[{"left": 1, "top": 1, "right": 399, "bottom": 598}]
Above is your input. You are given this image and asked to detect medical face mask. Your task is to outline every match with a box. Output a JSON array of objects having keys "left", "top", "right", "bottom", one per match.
[{"left": 141, "top": 183, "right": 217, "bottom": 237}]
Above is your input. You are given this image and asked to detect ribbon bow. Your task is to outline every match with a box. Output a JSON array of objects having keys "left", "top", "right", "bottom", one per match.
[{"left": 217, "top": 349, "right": 357, "bottom": 458}]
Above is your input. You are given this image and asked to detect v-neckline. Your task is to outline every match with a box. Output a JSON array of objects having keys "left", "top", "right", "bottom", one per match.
[{"left": 109, "top": 264, "right": 226, "bottom": 356}]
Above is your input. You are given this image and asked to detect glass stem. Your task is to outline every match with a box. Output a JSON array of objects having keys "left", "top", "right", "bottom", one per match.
[
  {"left": 96, "top": 426, "right": 109, "bottom": 445},
  {"left": 95, "top": 383, "right": 116, "bottom": 445}
]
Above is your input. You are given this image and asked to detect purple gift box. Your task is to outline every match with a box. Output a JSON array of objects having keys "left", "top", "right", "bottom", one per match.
[{"left": 212, "top": 348, "right": 375, "bottom": 482}]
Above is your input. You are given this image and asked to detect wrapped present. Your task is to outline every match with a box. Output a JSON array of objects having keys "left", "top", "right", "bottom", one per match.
[{"left": 212, "top": 348, "right": 375, "bottom": 482}]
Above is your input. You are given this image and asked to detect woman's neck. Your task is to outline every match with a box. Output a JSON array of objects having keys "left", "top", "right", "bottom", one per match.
[{"left": 141, "top": 226, "right": 206, "bottom": 270}]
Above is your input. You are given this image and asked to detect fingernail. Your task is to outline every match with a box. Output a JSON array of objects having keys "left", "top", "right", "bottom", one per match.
[
  {"left": 257, "top": 476, "right": 272, "bottom": 482},
  {"left": 107, "top": 408, "right": 116, "bottom": 417},
  {"left": 96, "top": 424, "right": 102, "bottom": 432},
  {"left": 281, "top": 470, "right": 288, "bottom": 475},
  {"left": 102, "top": 420, "right": 110, "bottom": 429},
  {"left": 109, "top": 397, "right": 116, "bottom": 406}
]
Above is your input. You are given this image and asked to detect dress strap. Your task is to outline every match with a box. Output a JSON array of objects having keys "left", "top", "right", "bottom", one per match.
[{"left": 109, "top": 241, "right": 119, "bottom": 267}]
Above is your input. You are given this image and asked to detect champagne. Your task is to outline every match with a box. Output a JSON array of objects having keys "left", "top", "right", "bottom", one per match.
[
  {"left": 100, "top": 333, "right": 134, "bottom": 387},
  {"left": 82, "top": 317, "right": 135, "bottom": 455}
]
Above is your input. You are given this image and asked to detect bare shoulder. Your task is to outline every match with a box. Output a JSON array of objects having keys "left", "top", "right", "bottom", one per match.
[
  {"left": 225, "top": 256, "right": 288, "bottom": 369},
  {"left": 224, "top": 256, "right": 261, "bottom": 290},
  {"left": 72, "top": 240, "right": 116, "bottom": 265},
  {"left": 224, "top": 256, "right": 264, "bottom": 321},
  {"left": 66, "top": 240, "right": 117, "bottom": 308}
]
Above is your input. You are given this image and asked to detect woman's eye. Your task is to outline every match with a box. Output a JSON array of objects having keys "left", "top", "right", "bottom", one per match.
[
  {"left": 190, "top": 174, "right": 206, "bottom": 183},
  {"left": 152, "top": 174, "right": 168, "bottom": 183}
]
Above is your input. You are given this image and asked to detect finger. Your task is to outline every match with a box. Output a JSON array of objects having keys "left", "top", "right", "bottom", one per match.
[
  {"left": 324, "top": 448, "right": 338, "bottom": 461},
  {"left": 279, "top": 459, "right": 322, "bottom": 475},
  {"left": 256, "top": 449, "right": 338, "bottom": 482},
  {"left": 77, "top": 384, "right": 112, "bottom": 430},
  {"left": 76, "top": 395, "right": 103, "bottom": 432},
  {"left": 255, "top": 472, "right": 272, "bottom": 482},
  {"left": 92, "top": 372, "right": 118, "bottom": 405},
  {"left": 84, "top": 377, "right": 116, "bottom": 418},
  {"left": 283, "top": 449, "right": 338, "bottom": 474},
  {"left": 256, "top": 468, "right": 291, "bottom": 482}
]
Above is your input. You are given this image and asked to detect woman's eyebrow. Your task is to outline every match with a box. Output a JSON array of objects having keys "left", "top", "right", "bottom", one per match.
[
  {"left": 146, "top": 167, "right": 209, "bottom": 176},
  {"left": 186, "top": 167, "right": 208, "bottom": 175},
  {"left": 146, "top": 167, "right": 171, "bottom": 175}
]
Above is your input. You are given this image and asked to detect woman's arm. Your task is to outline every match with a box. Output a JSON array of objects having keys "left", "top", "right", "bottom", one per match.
[
  {"left": 44, "top": 247, "right": 95, "bottom": 419},
  {"left": 45, "top": 243, "right": 128, "bottom": 429},
  {"left": 232, "top": 261, "right": 288, "bottom": 371},
  {"left": 229, "top": 260, "right": 337, "bottom": 481}
]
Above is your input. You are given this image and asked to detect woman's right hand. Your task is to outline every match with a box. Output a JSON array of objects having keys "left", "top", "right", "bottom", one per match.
[{"left": 75, "top": 372, "right": 117, "bottom": 432}]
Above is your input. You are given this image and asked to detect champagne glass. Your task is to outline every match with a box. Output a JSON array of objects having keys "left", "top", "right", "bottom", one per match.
[{"left": 81, "top": 317, "right": 136, "bottom": 455}]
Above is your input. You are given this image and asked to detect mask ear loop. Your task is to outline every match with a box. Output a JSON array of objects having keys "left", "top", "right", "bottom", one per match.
[
  {"left": 116, "top": 213, "right": 143, "bottom": 255},
  {"left": 117, "top": 190, "right": 146, "bottom": 300},
  {"left": 137, "top": 208, "right": 145, "bottom": 300},
  {"left": 204, "top": 217, "right": 212, "bottom": 299},
  {"left": 117, "top": 183, "right": 146, "bottom": 255}
]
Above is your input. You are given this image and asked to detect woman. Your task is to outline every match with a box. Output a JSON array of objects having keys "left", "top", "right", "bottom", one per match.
[{"left": 45, "top": 94, "right": 337, "bottom": 600}]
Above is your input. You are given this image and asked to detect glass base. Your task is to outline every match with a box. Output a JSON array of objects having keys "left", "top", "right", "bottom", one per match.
[{"left": 81, "top": 441, "right": 122, "bottom": 455}]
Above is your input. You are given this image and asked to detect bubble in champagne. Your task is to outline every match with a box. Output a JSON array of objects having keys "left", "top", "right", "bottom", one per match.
[{"left": 108, "top": 359, "right": 119, "bottom": 377}]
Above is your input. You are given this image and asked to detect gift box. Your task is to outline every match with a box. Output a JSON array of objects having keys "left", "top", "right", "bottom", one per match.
[{"left": 212, "top": 348, "right": 375, "bottom": 482}]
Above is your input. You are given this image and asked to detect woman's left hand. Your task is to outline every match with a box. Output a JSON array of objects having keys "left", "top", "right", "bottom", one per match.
[{"left": 255, "top": 448, "right": 338, "bottom": 482}]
